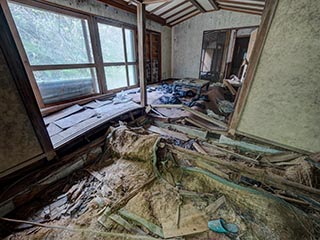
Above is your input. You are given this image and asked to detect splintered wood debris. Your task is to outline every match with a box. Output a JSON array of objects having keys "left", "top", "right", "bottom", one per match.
[{"left": 1, "top": 109, "right": 320, "bottom": 240}]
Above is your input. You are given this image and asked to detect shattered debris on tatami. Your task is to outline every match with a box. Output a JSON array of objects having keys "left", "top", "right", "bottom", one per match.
[{"left": 1, "top": 118, "right": 319, "bottom": 240}]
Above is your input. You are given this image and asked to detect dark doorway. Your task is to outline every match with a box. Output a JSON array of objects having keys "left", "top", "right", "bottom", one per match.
[{"left": 230, "top": 37, "right": 250, "bottom": 76}]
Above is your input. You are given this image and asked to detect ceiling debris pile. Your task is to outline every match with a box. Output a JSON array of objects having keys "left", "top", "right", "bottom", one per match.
[{"left": 1, "top": 111, "right": 319, "bottom": 239}]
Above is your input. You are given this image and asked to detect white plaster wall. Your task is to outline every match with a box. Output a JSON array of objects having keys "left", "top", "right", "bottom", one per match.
[
  {"left": 44, "top": 0, "right": 171, "bottom": 78},
  {"left": 172, "top": 10, "right": 261, "bottom": 78}
]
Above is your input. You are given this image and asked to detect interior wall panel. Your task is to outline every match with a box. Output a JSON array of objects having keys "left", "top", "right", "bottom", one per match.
[{"left": 237, "top": 0, "right": 320, "bottom": 152}]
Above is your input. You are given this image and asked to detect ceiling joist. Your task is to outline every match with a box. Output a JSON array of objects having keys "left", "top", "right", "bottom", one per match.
[{"left": 100, "top": 0, "right": 265, "bottom": 27}]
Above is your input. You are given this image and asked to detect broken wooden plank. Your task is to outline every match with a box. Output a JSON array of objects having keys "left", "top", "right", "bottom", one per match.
[
  {"left": 109, "top": 214, "right": 146, "bottom": 235},
  {"left": 160, "top": 203, "right": 208, "bottom": 238},
  {"left": 154, "top": 121, "right": 208, "bottom": 140},
  {"left": 44, "top": 104, "right": 83, "bottom": 125},
  {"left": 55, "top": 109, "right": 96, "bottom": 129},
  {"left": 261, "top": 152, "right": 301, "bottom": 163},
  {"left": 169, "top": 145, "right": 320, "bottom": 200},
  {"left": 183, "top": 106, "right": 228, "bottom": 129},
  {"left": 150, "top": 104, "right": 184, "bottom": 109},
  {"left": 119, "top": 209, "right": 164, "bottom": 238},
  {"left": 148, "top": 125, "right": 189, "bottom": 141},
  {"left": 193, "top": 142, "right": 207, "bottom": 154},
  {"left": 46, "top": 123, "right": 63, "bottom": 137},
  {"left": 201, "top": 142, "right": 259, "bottom": 165},
  {"left": 185, "top": 117, "right": 228, "bottom": 135},
  {"left": 219, "top": 135, "right": 282, "bottom": 154},
  {"left": 205, "top": 196, "right": 226, "bottom": 214}
]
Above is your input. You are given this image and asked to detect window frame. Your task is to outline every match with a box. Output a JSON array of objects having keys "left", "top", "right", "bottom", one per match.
[
  {"left": 2, "top": 0, "right": 139, "bottom": 109},
  {"left": 96, "top": 17, "right": 138, "bottom": 91}
]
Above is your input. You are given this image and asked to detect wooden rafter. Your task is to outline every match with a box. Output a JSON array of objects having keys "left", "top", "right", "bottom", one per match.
[
  {"left": 169, "top": 10, "right": 200, "bottom": 26},
  {"left": 208, "top": 0, "right": 219, "bottom": 10},
  {"left": 220, "top": 5, "right": 263, "bottom": 15},
  {"left": 188, "top": 0, "right": 206, "bottom": 13},
  {"left": 219, "top": 0, "right": 265, "bottom": 8},
  {"left": 97, "top": 0, "right": 166, "bottom": 25},
  {"left": 158, "top": 0, "right": 189, "bottom": 17},
  {"left": 167, "top": 7, "right": 197, "bottom": 23},
  {"left": 149, "top": 0, "right": 172, "bottom": 14},
  {"left": 164, "top": 4, "right": 194, "bottom": 20}
]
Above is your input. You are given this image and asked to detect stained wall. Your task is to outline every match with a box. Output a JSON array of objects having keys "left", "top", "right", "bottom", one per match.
[
  {"left": 172, "top": 10, "right": 261, "bottom": 78},
  {"left": 237, "top": 0, "right": 320, "bottom": 152}
]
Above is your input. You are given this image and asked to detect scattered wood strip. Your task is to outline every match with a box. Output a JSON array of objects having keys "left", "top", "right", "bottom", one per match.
[
  {"left": 201, "top": 142, "right": 259, "bottom": 164},
  {"left": 148, "top": 125, "right": 189, "bottom": 141},
  {"left": 154, "top": 121, "right": 208, "bottom": 140},
  {"left": 185, "top": 117, "right": 227, "bottom": 135},
  {"left": 119, "top": 209, "right": 164, "bottom": 238},
  {"left": 168, "top": 144, "right": 320, "bottom": 200},
  {"left": 205, "top": 196, "right": 226, "bottom": 214},
  {"left": 183, "top": 106, "right": 228, "bottom": 129},
  {"left": 109, "top": 214, "right": 146, "bottom": 235},
  {"left": 0, "top": 217, "right": 158, "bottom": 240},
  {"left": 193, "top": 142, "right": 207, "bottom": 155}
]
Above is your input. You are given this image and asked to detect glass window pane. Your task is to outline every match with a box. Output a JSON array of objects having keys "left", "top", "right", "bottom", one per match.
[
  {"left": 105, "top": 66, "right": 127, "bottom": 90},
  {"left": 98, "top": 24, "right": 125, "bottom": 63},
  {"left": 9, "top": 2, "right": 93, "bottom": 65},
  {"left": 34, "top": 68, "right": 97, "bottom": 104},
  {"left": 125, "top": 29, "right": 136, "bottom": 62},
  {"left": 128, "top": 65, "right": 137, "bottom": 86}
]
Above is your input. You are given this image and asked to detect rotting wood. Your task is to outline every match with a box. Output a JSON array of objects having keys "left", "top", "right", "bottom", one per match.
[{"left": 169, "top": 145, "right": 320, "bottom": 200}]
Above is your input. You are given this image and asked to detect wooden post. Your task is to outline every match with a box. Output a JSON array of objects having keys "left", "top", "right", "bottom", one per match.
[{"left": 137, "top": 1, "right": 147, "bottom": 106}]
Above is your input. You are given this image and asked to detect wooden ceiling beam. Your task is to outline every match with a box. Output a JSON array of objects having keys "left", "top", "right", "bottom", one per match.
[
  {"left": 218, "top": 0, "right": 265, "bottom": 8},
  {"left": 167, "top": 8, "right": 199, "bottom": 24},
  {"left": 220, "top": 6, "right": 262, "bottom": 15},
  {"left": 208, "top": 0, "right": 219, "bottom": 10},
  {"left": 149, "top": 0, "right": 173, "bottom": 14},
  {"left": 188, "top": 0, "right": 206, "bottom": 13},
  {"left": 97, "top": 0, "right": 166, "bottom": 25},
  {"left": 158, "top": 0, "right": 189, "bottom": 17},
  {"left": 219, "top": 3, "right": 264, "bottom": 12},
  {"left": 164, "top": 5, "right": 194, "bottom": 20},
  {"left": 169, "top": 10, "right": 201, "bottom": 26}
]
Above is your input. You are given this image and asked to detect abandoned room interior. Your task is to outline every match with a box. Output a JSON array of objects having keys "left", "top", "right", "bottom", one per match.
[{"left": 0, "top": 0, "right": 319, "bottom": 239}]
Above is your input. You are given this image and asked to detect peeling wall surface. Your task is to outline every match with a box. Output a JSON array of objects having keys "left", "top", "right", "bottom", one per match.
[
  {"left": 0, "top": 48, "right": 43, "bottom": 173},
  {"left": 46, "top": 0, "right": 172, "bottom": 79},
  {"left": 172, "top": 10, "right": 261, "bottom": 78},
  {"left": 237, "top": 0, "right": 320, "bottom": 152}
]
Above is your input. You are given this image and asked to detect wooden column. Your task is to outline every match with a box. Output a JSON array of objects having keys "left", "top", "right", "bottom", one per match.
[{"left": 137, "top": 1, "right": 147, "bottom": 106}]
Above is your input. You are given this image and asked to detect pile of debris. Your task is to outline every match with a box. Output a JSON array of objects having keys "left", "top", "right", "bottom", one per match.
[{"left": 1, "top": 109, "right": 319, "bottom": 240}]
